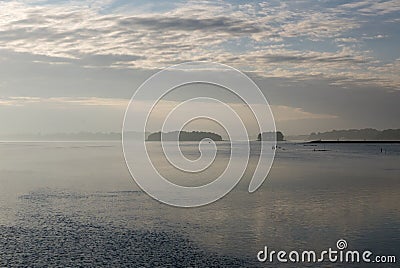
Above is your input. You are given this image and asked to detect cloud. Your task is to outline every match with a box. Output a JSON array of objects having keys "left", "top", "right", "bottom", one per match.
[
  {"left": 0, "top": 96, "right": 128, "bottom": 107},
  {"left": 117, "top": 15, "right": 263, "bottom": 35},
  {"left": 271, "top": 105, "right": 338, "bottom": 121},
  {"left": 362, "top": 34, "right": 388, "bottom": 40},
  {"left": 0, "top": 0, "right": 398, "bottom": 89},
  {"left": 0, "top": 95, "right": 336, "bottom": 122},
  {"left": 280, "top": 12, "right": 359, "bottom": 40},
  {"left": 0, "top": 97, "right": 41, "bottom": 106},
  {"left": 339, "top": 0, "right": 400, "bottom": 15},
  {"left": 335, "top": 37, "right": 360, "bottom": 43},
  {"left": 0, "top": 94, "right": 338, "bottom": 136}
]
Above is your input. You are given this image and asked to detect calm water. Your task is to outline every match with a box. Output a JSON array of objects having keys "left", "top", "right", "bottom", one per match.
[{"left": 0, "top": 141, "right": 399, "bottom": 267}]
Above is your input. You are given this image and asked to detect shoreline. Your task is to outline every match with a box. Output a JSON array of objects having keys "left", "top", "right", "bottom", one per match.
[{"left": 307, "top": 140, "right": 400, "bottom": 144}]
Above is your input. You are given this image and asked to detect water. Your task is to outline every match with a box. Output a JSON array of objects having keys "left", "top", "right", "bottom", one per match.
[{"left": 0, "top": 141, "right": 399, "bottom": 267}]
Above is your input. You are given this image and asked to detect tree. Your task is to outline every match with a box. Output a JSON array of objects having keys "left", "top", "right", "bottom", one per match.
[{"left": 257, "top": 131, "right": 284, "bottom": 141}]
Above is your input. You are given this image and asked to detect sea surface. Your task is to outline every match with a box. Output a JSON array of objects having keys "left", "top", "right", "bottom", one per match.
[{"left": 0, "top": 141, "right": 399, "bottom": 267}]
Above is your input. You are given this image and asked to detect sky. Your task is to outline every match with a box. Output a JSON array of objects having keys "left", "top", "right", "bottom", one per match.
[{"left": 0, "top": 0, "right": 399, "bottom": 136}]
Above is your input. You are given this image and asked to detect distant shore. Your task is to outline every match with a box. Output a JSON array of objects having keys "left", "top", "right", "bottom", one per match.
[{"left": 307, "top": 140, "right": 400, "bottom": 144}]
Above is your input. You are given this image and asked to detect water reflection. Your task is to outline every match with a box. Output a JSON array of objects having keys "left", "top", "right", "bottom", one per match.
[{"left": 0, "top": 141, "right": 399, "bottom": 266}]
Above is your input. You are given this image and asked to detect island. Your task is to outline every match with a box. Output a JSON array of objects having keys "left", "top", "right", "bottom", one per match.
[
  {"left": 147, "top": 131, "right": 222, "bottom": 141},
  {"left": 257, "top": 131, "right": 284, "bottom": 141}
]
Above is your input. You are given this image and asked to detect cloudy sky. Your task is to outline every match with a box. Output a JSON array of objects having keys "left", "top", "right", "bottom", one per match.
[{"left": 0, "top": 0, "right": 399, "bottom": 136}]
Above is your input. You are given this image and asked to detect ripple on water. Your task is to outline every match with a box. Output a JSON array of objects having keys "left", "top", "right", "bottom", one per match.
[
  {"left": 2, "top": 190, "right": 256, "bottom": 267},
  {"left": 0, "top": 222, "right": 254, "bottom": 267}
]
